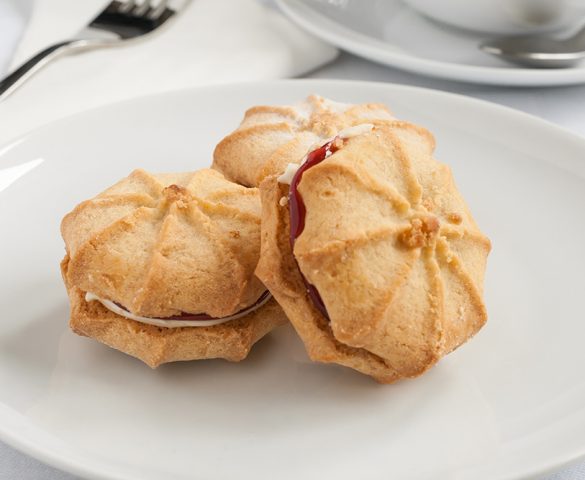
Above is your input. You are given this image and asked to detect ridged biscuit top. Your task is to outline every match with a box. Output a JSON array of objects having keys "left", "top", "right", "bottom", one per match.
[
  {"left": 61, "top": 168, "right": 265, "bottom": 318},
  {"left": 293, "top": 122, "right": 491, "bottom": 375},
  {"left": 213, "top": 95, "right": 395, "bottom": 187}
]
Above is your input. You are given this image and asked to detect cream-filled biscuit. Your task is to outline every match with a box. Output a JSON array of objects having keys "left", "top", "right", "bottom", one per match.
[
  {"left": 212, "top": 95, "right": 395, "bottom": 187},
  {"left": 256, "top": 122, "right": 490, "bottom": 383},
  {"left": 61, "top": 168, "right": 286, "bottom": 367}
]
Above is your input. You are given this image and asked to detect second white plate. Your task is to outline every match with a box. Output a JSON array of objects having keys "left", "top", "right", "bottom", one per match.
[{"left": 278, "top": 0, "right": 585, "bottom": 86}]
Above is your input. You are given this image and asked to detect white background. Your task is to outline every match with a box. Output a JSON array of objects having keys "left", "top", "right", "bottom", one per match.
[{"left": 0, "top": 0, "right": 584, "bottom": 478}]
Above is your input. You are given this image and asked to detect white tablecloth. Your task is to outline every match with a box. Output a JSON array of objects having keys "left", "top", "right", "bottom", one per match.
[{"left": 1, "top": 2, "right": 585, "bottom": 479}]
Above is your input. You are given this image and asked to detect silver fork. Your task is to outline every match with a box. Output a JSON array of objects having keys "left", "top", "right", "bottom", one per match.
[{"left": 0, "top": 0, "right": 189, "bottom": 102}]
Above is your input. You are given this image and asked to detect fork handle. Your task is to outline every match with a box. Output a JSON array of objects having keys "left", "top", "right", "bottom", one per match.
[{"left": 0, "top": 39, "right": 95, "bottom": 102}]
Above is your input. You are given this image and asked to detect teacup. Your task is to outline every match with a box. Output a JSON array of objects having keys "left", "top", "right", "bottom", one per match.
[{"left": 401, "top": 0, "right": 585, "bottom": 35}]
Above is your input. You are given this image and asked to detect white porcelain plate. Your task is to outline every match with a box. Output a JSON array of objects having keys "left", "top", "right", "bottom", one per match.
[
  {"left": 277, "top": 0, "right": 585, "bottom": 86},
  {"left": 1, "top": 80, "right": 585, "bottom": 480}
]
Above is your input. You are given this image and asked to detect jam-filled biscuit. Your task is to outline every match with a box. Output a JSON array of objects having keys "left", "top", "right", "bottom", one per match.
[
  {"left": 256, "top": 122, "right": 491, "bottom": 383},
  {"left": 60, "top": 168, "right": 286, "bottom": 367},
  {"left": 212, "top": 95, "right": 395, "bottom": 187}
]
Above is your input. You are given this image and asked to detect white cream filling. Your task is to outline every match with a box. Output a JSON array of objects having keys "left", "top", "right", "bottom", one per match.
[
  {"left": 277, "top": 123, "right": 374, "bottom": 185},
  {"left": 320, "top": 97, "right": 351, "bottom": 113},
  {"left": 277, "top": 163, "right": 301, "bottom": 185},
  {"left": 84, "top": 292, "right": 271, "bottom": 328},
  {"left": 337, "top": 123, "right": 374, "bottom": 139}
]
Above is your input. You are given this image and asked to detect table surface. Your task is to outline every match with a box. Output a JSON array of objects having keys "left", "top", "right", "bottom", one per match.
[{"left": 1, "top": 3, "right": 585, "bottom": 479}]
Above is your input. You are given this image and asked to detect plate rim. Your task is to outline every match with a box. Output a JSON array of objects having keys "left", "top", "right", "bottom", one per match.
[
  {"left": 276, "top": 0, "right": 585, "bottom": 87},
  {"left": 2, "top": 79, "right": 585, "bottom": 480},
  {"left": 1, "top": 78, "right": 584, "bottom": 153}
]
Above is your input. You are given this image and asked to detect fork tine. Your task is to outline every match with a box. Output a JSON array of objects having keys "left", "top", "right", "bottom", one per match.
[
  {"left": 147, "top": 0, "right": 169, "bottom": 19},
  {"left": 132, "top": 0, "right": 152, "bottom": 17},
  {"left": 117, "top": 0, "right": 138, "bottom": 13},
  {"left": 89, "top": 0, "right": 183, "bottom": 39}
]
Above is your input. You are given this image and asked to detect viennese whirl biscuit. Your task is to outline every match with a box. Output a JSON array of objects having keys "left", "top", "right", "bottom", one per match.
[
  {"left": 256, "top": 122, "right": 491, "bottom": 383},
  {"left": 61, "top": 168, "right": 286, "bottom": 367},
  {"left": 213, "top": 95, "right": 395, "bottom": 187}
]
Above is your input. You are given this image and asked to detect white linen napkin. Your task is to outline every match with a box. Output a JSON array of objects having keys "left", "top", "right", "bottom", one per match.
[
  {"left": 0, "top": 1, "right": 27, "bottom": 75},
  {"left": 0, "top": 0, "right": 337, "bottom": 143}
]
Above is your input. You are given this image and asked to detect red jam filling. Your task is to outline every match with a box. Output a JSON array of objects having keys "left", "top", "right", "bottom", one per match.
[
  {"left": 115, "top": 290, "right": 271, "bottom": 321},
  {"left": 289, "top": 137, "right": 342, "bottom": 321}
]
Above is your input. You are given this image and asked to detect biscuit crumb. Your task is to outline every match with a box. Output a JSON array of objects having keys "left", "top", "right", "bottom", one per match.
[
  {"left": 162, "top": 184, "right": 191, "bottom": 207},
  {"left": 332, "top": 137, "right": 344, "bottom": 150},
  {"left": 400, "top": 216, "right": 440, "bottom": 249},
  {"left": 457, "top": 305, "right": 466, "bottom": 322},
  {"left": 279, "top": 196, "right": 288, "bottom": 207},
  {"left": 422, "top": 197, "right": 434, "bottom": 211}
]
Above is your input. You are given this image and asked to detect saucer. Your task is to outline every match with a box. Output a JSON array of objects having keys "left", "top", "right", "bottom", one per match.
[{"left": 277, "top": 0, "right": 585, "bottom": 86}]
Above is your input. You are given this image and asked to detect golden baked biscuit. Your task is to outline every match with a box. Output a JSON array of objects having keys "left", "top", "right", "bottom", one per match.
[
  {"left": 256, "top": 122, "right": 491, "bottom": 383},
  {"left": 61, "top": 168, "right": 286, "bottom": 367},
  {"left": 212, "top": 95, "right": 394, "bottom": 187}
]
